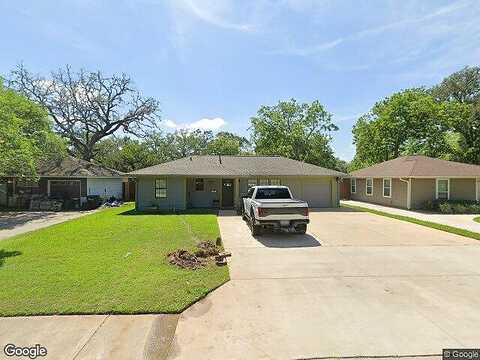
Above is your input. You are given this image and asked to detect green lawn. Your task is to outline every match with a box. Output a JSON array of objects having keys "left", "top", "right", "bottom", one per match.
[
  {"left": 0, "top": 204, "right": 229, "bottom": 316},
  {"left": 475, "top": 217, "right": 480, "bottom": 224},
  {"left": 343, "top": 204, "right": 480, "bottom": 241}
]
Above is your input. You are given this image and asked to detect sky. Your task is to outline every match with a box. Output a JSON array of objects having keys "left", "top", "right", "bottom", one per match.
[{"left": 1, "top": 0, "right": 479, "bottom": 161}]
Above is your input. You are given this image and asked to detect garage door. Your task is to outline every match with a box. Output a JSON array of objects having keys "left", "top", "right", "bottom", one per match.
[
  {"left": 302, "top": 179, "right": 331, "bottom": 207},
  {"left": 49, "top": 180, "right": 81, "bottom": 200},
  {"left": 87, "top": 178, "right": 123, "bottom": 199}
]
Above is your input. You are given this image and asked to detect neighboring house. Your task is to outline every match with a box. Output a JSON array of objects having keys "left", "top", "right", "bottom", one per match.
[
  {"left": 0, "top": 156, "right": 126, "bottom": 209},
  {"left": 349, "top": 155, "right": 480, "bottom": 209},
  {"left": 129, "top": 155, "right": 346, "bottom": 211}
]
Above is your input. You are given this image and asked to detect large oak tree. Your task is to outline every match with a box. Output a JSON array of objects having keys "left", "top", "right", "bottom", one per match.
[{"left": 8, "top": 64, "right": 160, "bottom": 161}]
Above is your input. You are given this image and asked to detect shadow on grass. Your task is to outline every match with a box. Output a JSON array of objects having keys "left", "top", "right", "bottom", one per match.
[
  {"left": 0, "top": 249, "right": 22, "bottom": 267},
  {"left": 118, "top": 208, "right": 218, "bottom": 216}
]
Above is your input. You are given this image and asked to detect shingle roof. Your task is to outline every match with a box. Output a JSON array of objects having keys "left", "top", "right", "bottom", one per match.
[
  {"left": 129, "top": 155, "right": 346, "bottom": 177},
  {"left": 38, "top": 156, "right": 124, "bottom": 177},
  {"left": 350, "top": 155, "right": 480, "bottom": 178}
]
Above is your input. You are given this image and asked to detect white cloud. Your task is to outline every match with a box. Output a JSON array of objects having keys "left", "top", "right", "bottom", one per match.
[
  {"left": 164, "top": 117, "right": 226, "bottom": 131},
  {"left": 277, "top": 0, "right": 472, "bottom": 56},
  {"left": 173, "top": 0, "right": 254, "bottom": 32}
]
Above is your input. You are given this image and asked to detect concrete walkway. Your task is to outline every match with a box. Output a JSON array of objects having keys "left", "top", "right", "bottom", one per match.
[
  {"left": 0, "top": 314, "right": 178, "bottom": 360},
  {"left": 0, "top": 210, "right": 96, "bottom": 241},
  {"left": 342, "top": 200, "right": 480, "bottom": 233},
  {"left": 169, "top": 210, "right": 480, "bottom": 359}
]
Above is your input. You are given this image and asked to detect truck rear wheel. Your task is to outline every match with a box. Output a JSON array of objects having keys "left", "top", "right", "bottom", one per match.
[
  {"left": 250, "top": 211, "right": 262, "bottom": 236},
  {"left": 295, "top": 224, "right": 307, "bottom": 235}
]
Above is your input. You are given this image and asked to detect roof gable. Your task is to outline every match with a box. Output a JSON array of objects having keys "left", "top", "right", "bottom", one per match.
[
  {"left": 129, "top": 155, "right": 346, "bottom": 177},
  {"left": 350, "top": 155, "right": 480, "bottom": 178}
]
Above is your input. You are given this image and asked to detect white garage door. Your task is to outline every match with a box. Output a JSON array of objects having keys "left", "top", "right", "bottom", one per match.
[
  {"left": 301, "top": 179, "right": 332, "bottom": 208},
  {"left": 87, "top": 178, "right": 123, "bottom": 199}
]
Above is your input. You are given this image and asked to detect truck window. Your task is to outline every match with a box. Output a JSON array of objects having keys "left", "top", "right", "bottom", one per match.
[{"left": 255, "top": 188, "right": 291, "bottom": 199}]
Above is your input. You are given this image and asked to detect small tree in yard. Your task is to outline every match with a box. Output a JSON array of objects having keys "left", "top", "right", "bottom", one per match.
[{"left": 8, "top": 64, "right": 161, "bottom": 161}]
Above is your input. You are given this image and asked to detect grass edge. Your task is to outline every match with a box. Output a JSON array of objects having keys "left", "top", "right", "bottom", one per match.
[{"left": 342, "top": 204, "right": 480, "bottom": 241}]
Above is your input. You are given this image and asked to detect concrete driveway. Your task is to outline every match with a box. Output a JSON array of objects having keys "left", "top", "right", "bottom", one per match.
[
  {"left": 169, "top": 208, "right": 480, "bottom": 360},
  {"left": 0, "top": 211, "right": 94, "bottom": 240},
  {"left": 343, "top": 200, "right": 480, "bottom": 233}
]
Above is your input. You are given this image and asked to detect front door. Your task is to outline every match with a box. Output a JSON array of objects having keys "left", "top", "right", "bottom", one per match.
[{"left": 222, "top": 179, "right": 234, "bottom": 208}]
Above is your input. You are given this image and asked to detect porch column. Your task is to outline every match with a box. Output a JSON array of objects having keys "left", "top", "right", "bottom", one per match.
[
  {"left": 234, "top": 178, "right": 240, "bottom": 209},
  {"left": 407, "top": 179, "right": 412, "bottom": 209}
]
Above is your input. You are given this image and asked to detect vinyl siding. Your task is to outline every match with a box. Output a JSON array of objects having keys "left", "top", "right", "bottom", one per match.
[
  {"left": 136, "top": 176, "right": 186, "bottom": 211},
  {"left": 186, "top": 178, "right": 221, "bottom": 208},
  {"left": 351, "top": 178, "right": 407, "bottom": 208},
  {"left": 411, "top": 179, "right": 436, "bottom": 209},
  {"left": 450, "top": 178, "right": 476, "bottom": 201}
]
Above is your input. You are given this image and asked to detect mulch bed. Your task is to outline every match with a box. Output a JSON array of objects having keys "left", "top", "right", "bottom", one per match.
[{"left": 168, "top": 240, "right": 230, "bottom": 270}]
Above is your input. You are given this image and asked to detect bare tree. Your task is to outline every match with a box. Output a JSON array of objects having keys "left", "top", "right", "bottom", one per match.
[{"left": 8, "top": 64, "right": 160, "bottom": 160}]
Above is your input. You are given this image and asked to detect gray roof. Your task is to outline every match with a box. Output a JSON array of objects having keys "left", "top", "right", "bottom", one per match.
[
  {"left": 38, "top": 156, "right": 124, "bottom": 177},
  {"left": 350, "top": 155, "right": 480, "bottom": 178},
  {"left": 130, "top": 155, "right": 346, "bottom": 177}
]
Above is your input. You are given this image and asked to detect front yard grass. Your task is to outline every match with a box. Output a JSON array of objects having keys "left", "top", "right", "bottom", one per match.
[
  {"left": 343, "top": 204, "right": 480, "bottom": 241},
  {"left": 475, "top": 217, "right": 480, "bottom": 224},
  {"left": 0, "top": 204, "right": 229, "bottom": 316}
]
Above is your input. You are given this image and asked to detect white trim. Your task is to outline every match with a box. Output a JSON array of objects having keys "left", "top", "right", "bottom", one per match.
[
  {"left": 366, "top": 178, "right": 373, "bottom": 196},
  {"left": 435, "top": 178, "right": 450, "bottom": 200},
  {"left": 155, "top": 178, "right": 168, "bottom": 198},
  {"left": 399, "top": 178, "right": 411, "bottom": 209},
  {"left": 351, "top": 178, "right": 357, "bottom": 194},
  {"left": 476, "top": 178, "right": 479, "bottom": 202},
  {"left": 382, "top": 178, "right": 392, "bottom": 198}
]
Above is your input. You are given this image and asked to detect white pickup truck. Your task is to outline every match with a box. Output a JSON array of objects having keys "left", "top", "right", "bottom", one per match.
[{"left": 242, "top": 185, "right": 309, "bottom": 236}]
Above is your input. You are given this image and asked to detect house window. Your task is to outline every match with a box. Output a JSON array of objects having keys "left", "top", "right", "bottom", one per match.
[
  {"left": 351, "top": 178, "right": 357, "bottom": 194},
  {"left": 155, "top": 179, "right": 167, "bottom": 198},
  {"left": 247, "top": 179, "right": 257, "bottom": 189},
  {"left": 195, "top": 178, "right": 204, "bottom": 191},
  {"left": 366, "top": 178, "right": 373, "bottom": 196},
  {"left": 436, "top": 179, "right": 449, "bottom": 200},
  {"left": 259, "top": 179, "right": 269, "bottom": 186},
  {"left": 383, "top": 178, "right": 391, "bottom": 198},
  {"left": 269, "top": 179, "right": 281, "bottom": 185}
]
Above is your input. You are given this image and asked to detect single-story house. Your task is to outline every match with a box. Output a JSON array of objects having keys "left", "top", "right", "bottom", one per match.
[
  {"left": 129, "top": 155, "right": 347, "bottom": 211},
  {"left": 0, "top": 156, "right": 127, "bottom": 209},
  {"left": 349, "top": 155, "right": 480, "bottom": 209}
]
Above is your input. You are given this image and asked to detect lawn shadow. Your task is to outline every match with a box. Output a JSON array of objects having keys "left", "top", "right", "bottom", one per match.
[
  {"left": 254, "top": 232, "right": 321, "bottom": 248},
  {"left": 0, "top": 249, "right": 22, "bottom": 267}
]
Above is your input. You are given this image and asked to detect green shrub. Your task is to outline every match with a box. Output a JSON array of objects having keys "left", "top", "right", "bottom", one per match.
[
  {"left": 438, "top": 202, "right": 454, "bottom": 214},
  {"left": 452, "top": 203, "right": 468, "bottom": 214},
  {"left": 423, "top": 200, "right": 435, "bottom": 211},
  {"left": 430, "top": 200, "right": 480, "bottom": 214}
]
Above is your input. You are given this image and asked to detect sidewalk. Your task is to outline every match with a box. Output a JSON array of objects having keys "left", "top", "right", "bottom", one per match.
[
  {"left": 0, "top": 314, "right": 178, "bottom": 360},
  {"left": 342, "top": 200, "right": 480, "bottom": 233}
]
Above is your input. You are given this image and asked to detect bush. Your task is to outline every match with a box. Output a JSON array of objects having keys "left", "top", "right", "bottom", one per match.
[
  {"left": 424, "top": 200, "right": 480, "bottom": 214},
  {"left": 438, "top": 202, "right": 454, "bottom": 214}
]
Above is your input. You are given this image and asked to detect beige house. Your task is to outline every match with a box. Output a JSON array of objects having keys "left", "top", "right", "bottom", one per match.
[
  {"left": 349, "top": 156, "right": 480, "bottom": 209},
  {"left": 130, "top": 155, "right": 346, "bottom": 211}
]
